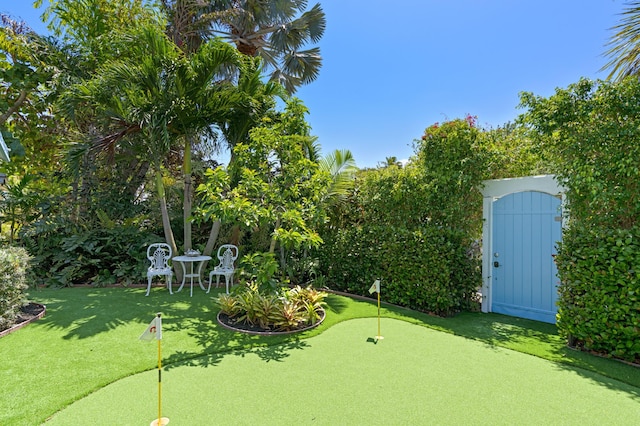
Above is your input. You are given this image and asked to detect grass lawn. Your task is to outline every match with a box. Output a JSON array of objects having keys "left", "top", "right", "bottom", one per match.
[{"left": 1, "top": 287, "right": 639, "bottom": 425}]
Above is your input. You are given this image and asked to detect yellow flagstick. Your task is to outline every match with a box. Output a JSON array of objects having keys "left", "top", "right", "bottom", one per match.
[
  {"left": 141, "top": 313, "right": 169, "bottom": 426},
  {"left": 375, "top": 290, "right": 383, "bottom": 340},
  {"left": 157, "top": 336, "right": 163, "bottom": 426},
  {"left": 369, "top": 279, "right": 383, "bottom": 340}
]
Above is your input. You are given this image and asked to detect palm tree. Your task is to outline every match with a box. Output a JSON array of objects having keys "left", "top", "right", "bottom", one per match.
[
  {"left": 59, "top": 25, "right": 241, "bottom": 262},
  {"left": 319, "top": 149, "right": 358, "bottom": 210},
  {"left": 602, "top": 1, "right": 640, "bottom": 80},
  {"left": 379, "top": 156, "right": 402, "bottom": 168},
  {"left": 161, "top": 0, "right": 326, "bottom": 93}
]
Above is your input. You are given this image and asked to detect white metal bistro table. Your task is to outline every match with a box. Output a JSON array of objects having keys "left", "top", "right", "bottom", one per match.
[{"left": 172, "top": 255, "right": 212, "bottom": 296}]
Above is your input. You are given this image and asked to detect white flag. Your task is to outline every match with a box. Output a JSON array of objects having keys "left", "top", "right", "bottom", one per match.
[
  {"left": 368, "top": 279, "right": 380, "bottom": 294},
  {"left": 139, "top": 315, "right": 162, "bottom": 341}
]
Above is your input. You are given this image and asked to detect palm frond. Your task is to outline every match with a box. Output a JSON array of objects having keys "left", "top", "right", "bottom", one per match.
[{"left": 602, "top": 2, "right": 640, "bottom": 80}]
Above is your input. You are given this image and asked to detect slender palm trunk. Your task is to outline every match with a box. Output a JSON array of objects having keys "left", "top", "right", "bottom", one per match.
[
  {"left": 203, "top": 219, "right": 221, "bottom": 256},
  {"left": 156, "top": 166, "right": 182, "bottom": 281},
  {"left": 201, "top": 218, "right": 222, "bottom": 270},
  {"left": 183, "top": 137, "right": 193, "bottom": 252}
]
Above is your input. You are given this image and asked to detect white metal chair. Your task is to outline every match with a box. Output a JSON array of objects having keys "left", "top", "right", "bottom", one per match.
[
  {"left": 146, "top": 243, "right": 173, "bottom": 296},
  {"left": 207, "top": 244, "right": 239, "bottom": 294}
]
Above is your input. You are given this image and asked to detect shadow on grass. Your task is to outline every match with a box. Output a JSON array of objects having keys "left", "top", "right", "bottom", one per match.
[
  {"left": 31, "top": 286, "right": 640, "bottom": 398},
  {"left": 383, "top": 303, "right": 640, "bottom": 398},
  {"left": 31, "top": 286, "right": 314, "bottom": 369}
]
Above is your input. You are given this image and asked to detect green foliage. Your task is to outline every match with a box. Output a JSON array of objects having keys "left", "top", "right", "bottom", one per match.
[
  {"left": 413, "top": 116, "right": 486, "bottom": 234},
  {"left": 0, "top": 246, "right": 30, "bottom": 330},
  {"left": 21, "top": 220, "right": 159, "bottom": 287},
  {"left": 481, "top": 122, "right": 549, "bottom": 179},
  {"left": 317, "top": 116, "right": 484, "bottom": 316},
  {"left": 237, "top": 252, "right": 281, "bottom": 292},
  {"left": 520, "top": 77, "right": 640, "bottom": 361},
  {"left": 214, "top": 284, "right": 328, "bottom": 331},
  {"left": 197, "top": 99, "right": 331, "bottom": 255},
  {"left": 318, "top": 225, "right": 479, "bottom": 316},
  {"left": 520, "top": 77, "right": 640, "bottom": 229},
  {"left": 555, "top": 225, "right": 640, "bottom": 363}
]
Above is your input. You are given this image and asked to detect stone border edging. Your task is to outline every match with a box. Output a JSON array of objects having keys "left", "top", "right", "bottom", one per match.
[
  {"left": 217, "top": 308, "right": 325, "bottom": 336},
  {"left": 0, "top": 303, "right": 46, "bottom": 338}
]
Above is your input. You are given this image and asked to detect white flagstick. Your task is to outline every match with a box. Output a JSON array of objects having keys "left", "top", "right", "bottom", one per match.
[
  {"left": 369, "top": 280, "right": 383, "bottom": 340},
  {"left": 141, "top": 313, "right": 169, "bottom": 426}
]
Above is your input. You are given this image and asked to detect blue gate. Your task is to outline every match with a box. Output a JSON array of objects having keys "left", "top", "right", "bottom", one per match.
[{"left": 491, "top": 191, "right": 562, "bottom": 323}]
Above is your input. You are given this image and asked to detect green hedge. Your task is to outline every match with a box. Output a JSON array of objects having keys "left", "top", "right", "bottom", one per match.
[
  {"left": 555, "top": 225, "right": 640, "bottom": 363},
  {"left": 317, "top": 225, "right": 479, "bottom": 316},
  {"left": 0, "top": 246, "right": 30, "bottom": 330}
]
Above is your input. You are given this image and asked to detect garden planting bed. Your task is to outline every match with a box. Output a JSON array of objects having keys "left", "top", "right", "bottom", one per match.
[
  {"left": 217, "top": 308, "right": 325, "bottom": 336},
  {"left": 0, "top": 303, "right": 46, "bottom": 338}
]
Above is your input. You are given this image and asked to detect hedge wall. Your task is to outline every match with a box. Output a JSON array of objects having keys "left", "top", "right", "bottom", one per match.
[
  {"left": 522, "top": 78, "right": 640, "bottom": 361},
  {"left": 316, "top": 117, "right": 484, "bottom": 316},
  {"left": 555, "top": 225, "right": 640, "bottom": 363},
  {"left": 0, "top": 246, "right": 30, "bottom": 331},
  {"left": 318, "top": 224, "right": 479, "bottom": 317}
]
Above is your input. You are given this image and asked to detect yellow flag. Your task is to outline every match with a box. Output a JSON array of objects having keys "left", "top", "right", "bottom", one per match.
[
  {"left": 368, "top": 279, "right": 380, "bottom": 294},
  {"left": 139, "top": 315, "right": 162, "bottom": 341}
]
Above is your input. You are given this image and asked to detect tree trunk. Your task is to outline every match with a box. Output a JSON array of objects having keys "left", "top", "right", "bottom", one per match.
[
  {"left": 183, "top": 137, "right": 193, "bottom": 252},
  {"left": 0, "top": 89, "right": 28, "bottom": 126},
  {"left": 127, "top": 158, "right": 150, "bottom": 200},
  {"left": 269, "top": 218, "right": 281, "bottom": 254},
  {"left": 156, "top": 167, "right": 182, "bottom": 282},
  {"left": 201, "top": 218, "right": 222, "bottom": 271},
  {"left": 203, "top": 219, "right": 221, "bottom": 256}
]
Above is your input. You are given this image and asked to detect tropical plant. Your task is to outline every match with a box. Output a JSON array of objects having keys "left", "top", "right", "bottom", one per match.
[
  {"left": 213, "top": 282, "right": 327, "bottom": 331},
  {"left": 0, "top": 174, "right": 41, "bottom": 243},
  {"left": 602, "top": 0, "right": 640, "bottom": 80},
  {"left": 318, "top": 148, "right": 358, "bottom": 211},
  {"left": 237, "top": 251, "right": 281, "bottom": 292},
  {"left": 378, "top": 156, "right": 401, "bottom": 168},
  {"left": 59, "top": 24, "right": 241, "bottom": 262},
  {"left": 196, "top": 98, "right": 331, "bottom": 262},
  {"left": 162, "top": 0, "right": 326, "bottom": 93},
  {"left": 216, "top": 292, "right": 240, "bottom": 316},
  {"left": 0, "top": 14, "right": 55, "bottom": 127}
]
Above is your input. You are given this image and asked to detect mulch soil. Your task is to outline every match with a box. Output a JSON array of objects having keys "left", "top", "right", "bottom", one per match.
[{"left": 0, "top": 303, "right": 46, "bottom": 337}]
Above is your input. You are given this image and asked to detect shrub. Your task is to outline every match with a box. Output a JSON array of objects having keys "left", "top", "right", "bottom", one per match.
[
  {"left": 521, "top": 77, "right": 640, "bottom": 360},
  {"left": 21, "top": 221, "right": 159, "bottom": 287},
  {"left": 316, "top": 116, "right": 484, "bottom": 316},
  {"left": 317, "top": 224, "right": 479, "bottom": 316},
  {"left": 521, "top": 77, "right": 640, "bottom": 230},
  {"left": 555, "top": 225, "right": 640, "bottom": 363},
  {"left": 236, "top": 252, "right": 281, "bottom": 292},
  {"left": 214, "top": 284, "right": 328, "bottom": 332},
  {"left": 0, "top": 246, "right": 31, "bottom": 330}
]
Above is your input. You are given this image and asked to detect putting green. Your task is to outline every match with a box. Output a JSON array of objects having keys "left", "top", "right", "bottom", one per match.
[{"left": 46, "top": 319, "right": 640, "bottom": 425}]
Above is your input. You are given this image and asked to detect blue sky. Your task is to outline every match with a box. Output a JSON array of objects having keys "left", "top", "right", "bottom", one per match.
[{"left": 2, "top": 1, "right": 626, "bottom": 167}]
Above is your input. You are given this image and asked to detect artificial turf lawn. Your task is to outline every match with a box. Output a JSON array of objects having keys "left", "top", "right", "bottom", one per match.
[
  {"left": 1, "top": 287, "right": 639, "bottom": 425},
  {"left": 48, "top": 318, "right": 640, "bottom": 425}
]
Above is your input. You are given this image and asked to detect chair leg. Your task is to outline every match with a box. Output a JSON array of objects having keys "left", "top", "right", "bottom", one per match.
[
  {"left": 168, "top": 275, "right": 173, "bottom": 295},
  {"left": 207, "top": 273, "right": 212, "bottom": 293},
  {"left": 146, "top": 276, "right": 152, "bottom": 296}
]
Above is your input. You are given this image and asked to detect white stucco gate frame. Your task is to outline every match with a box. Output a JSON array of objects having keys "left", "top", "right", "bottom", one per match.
[{"left": 480, "top": 175, "right": 565, "bottom": 316}]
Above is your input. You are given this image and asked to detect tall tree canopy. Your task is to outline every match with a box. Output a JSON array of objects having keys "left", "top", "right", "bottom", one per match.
[{"left": 161, "top": 0, "right": 325, "bottom": 93}]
